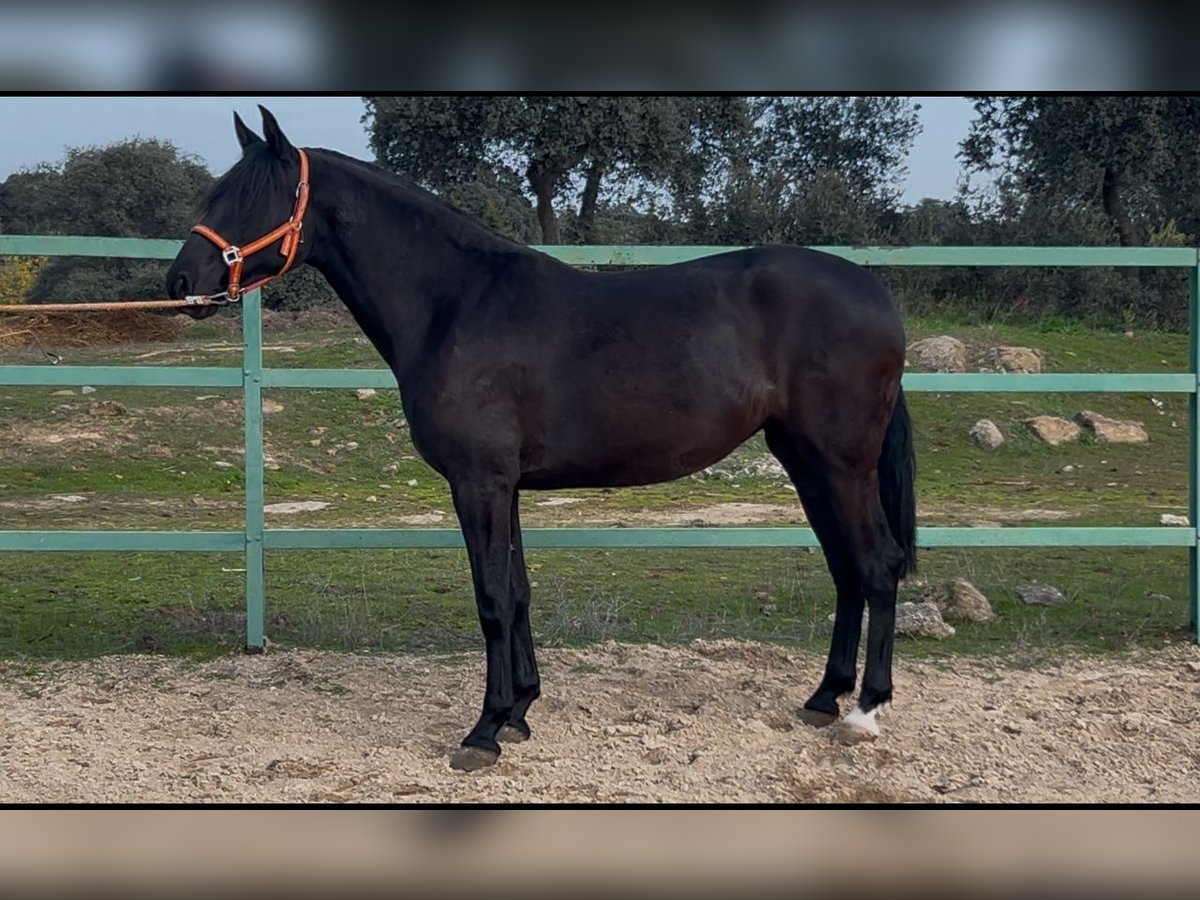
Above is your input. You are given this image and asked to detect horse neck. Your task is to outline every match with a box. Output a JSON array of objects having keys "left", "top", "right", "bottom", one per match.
[{"left": 303, "top": 151, "right": 521, "bottom": 385}]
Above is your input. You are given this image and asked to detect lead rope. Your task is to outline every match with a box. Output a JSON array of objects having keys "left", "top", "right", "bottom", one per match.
[{"left": 0, "top": 296, "right": 236, "bottom": 313}]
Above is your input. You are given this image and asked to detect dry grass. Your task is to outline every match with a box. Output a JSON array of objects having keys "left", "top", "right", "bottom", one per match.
[{"left": 0, "top": 309, "right": 183, "bottom": 350}]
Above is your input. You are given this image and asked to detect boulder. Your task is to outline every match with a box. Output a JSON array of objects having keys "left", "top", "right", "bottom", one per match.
[
  {"left": 1023, "top": 416, "right": 1080, "bottom": 446},
  {"left": 907, "top": 336, "right": 967, "bottom": 373},
  {"left": 969, "top": 419, "right": 1004, "bottom": 450},
  {"left": 990, "top": 346, "right": 1044, "bottom": 373},
  {"left": 916, "top": 578, "right": 996, "bottom": 623},
  {"left": 1075, "top": 410, "right": 1148, "bottom": 444},
  {"left": 1015, "top": 584, "right": 1068, "bottom": 606},
  {"left": 896, "top": 602, "right": 956, "bottom": 638}
]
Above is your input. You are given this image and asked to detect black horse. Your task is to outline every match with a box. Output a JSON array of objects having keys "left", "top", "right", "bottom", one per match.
[{"left": 167, "top": 106, "right": 916, "bottom": 771}]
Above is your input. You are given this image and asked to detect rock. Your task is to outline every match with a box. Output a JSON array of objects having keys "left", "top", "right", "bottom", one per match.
[
  {"left": 355, "top": 389, "right": 377, "bottom": 400},
  {"left": 344, "top": 442, "right": 359, "bottom": 451},
  {"left": 214, "top": 461, "right": 234, "bottom": 469},
  {"left": 406, "top": 479, "right": 418, "bottom": 487},
  {"left": 916, "top": 578, "right": 996, "bottom": 623},
  {"left": 907, "top": 336, "right": 967, "bottom": 373},
  {"left": 1161, "top": 514, "right": 1189, "bottom": 526},
  {"left": 51, "top": 390, "right": 74, "bottom": 396},
  {"left": 969, "top": 419, "right": 1004, "bottom": 450},
  {"left": 990, "top": 346, "right": 1044, "bottom": 373},
  {"left": 381, "top": 462, "right": 401, "bottom": 477},
  {"left": 51, "top": 494, "right": 88, "bottom": 503},
  {"left": 87, "top": 400, "right": 126, "bottom": 417},
  {"left": 262, "top": 399, "right": 284, "bottom": 415},
  {"left": 1023, "top": 416, "right": 1080, "bottom": 446},
  {"left": 81, "top": 385, "right": 96, "bottom": 395},
  {"left": 1015, "top": 584, "right": 1068, "bottom": 606},
  {"left": 263, "top": 500, "right": 331, "bottom": 514},
  {"left": 896, "top": 602, "right": 955, "bottom": 638},
  {"left": 365, "top": 495, "right": 378, "bottom": 503},
  {"left": 1075, "top": 410, "right": 1148, "bottom": 444}
]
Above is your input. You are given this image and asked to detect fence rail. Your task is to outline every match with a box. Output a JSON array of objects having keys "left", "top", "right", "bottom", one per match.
[{"left": 2, "top": 236, "right": 1198, "bottom": 648}]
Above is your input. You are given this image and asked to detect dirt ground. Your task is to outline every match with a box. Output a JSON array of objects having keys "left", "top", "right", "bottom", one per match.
[{"left": 3, "top": 639, "right": 1199, "bottom": 803}]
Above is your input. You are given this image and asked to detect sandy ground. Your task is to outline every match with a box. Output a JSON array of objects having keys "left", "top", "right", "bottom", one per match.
[{"left": 3, "top": 639, "right": 1200, "bottom": 803}]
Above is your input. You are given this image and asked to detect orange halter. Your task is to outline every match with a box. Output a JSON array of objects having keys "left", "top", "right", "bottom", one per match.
[{"left": 189, "top": 148, "right": 310, "bottom": 302}]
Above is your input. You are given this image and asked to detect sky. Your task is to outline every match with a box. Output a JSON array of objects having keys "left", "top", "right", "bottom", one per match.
[{"left": 0, "top": 95, "right": 977, "bottom": 207}]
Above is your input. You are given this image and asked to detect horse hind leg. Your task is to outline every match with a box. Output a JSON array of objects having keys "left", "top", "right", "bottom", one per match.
[
  {"left": 497, "top": 492, "right": 541, "bottom": 744},
  {"left": 821, "top": 468, "right": 906, "bottom": 742},
  {"left": 763, "top": 421, "right": 865, "bottom": 728}
]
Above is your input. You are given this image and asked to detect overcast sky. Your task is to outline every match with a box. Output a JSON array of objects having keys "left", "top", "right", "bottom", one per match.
[{"left": 0, "top": 95, "right": 976, "bottom": 206}]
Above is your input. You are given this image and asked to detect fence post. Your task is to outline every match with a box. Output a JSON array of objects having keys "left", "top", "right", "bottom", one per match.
[
  {"left": 242, "top": 288, "right": 267, "bottom": 652},
  {"left": 1190, "top": 260, "right": 1200, "bottom": 641}
]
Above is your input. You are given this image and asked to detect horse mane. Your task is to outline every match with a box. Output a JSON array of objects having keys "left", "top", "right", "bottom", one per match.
[
  {"left": 312, "top": 148, "right": 530, "bottom": 255},
  {"left": 199, "top": 143, "right": 528, "bottom": 256},
  {"left": 197, "top": 143, "right": 293, "bottom": 222}
]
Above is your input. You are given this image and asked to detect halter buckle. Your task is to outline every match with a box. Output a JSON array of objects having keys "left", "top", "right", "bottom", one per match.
[{"left": 222, "top": 245, "right": 243, "bottom": 266}]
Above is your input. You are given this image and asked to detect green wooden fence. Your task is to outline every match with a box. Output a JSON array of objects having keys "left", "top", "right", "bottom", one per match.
[{"left": 2, "top": 235, "right": 1198, "bottom": 648}]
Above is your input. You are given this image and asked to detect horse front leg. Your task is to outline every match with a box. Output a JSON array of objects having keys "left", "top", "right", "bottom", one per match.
[{"left": 449, "top": 477, "right": 517, "bottom": 771}]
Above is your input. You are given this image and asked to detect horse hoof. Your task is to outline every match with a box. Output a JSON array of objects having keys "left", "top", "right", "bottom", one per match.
[
  {"left": 449, "top": 746, "right": 500, "bottom": 771},
  {"left": 838, "top": 705, "right": 882, "bottom": 744},
  {"left": 797, "top": 708, "right": 838, "bottom": 729},
  {"left": 496, "top": 723, "right": 529, "bottom": 743}
]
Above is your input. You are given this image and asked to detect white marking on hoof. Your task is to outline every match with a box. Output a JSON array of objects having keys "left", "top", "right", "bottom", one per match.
[{"left": 843, "top": 705, "right": 881, "bottom": 737}]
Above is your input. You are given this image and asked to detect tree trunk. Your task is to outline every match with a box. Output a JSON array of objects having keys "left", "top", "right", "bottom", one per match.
[
  {"left": 1102, "top": 164, "right": 1137, "bottom": 247},
  {"left": 527, "top": 159, "right": 561, "bottom": 244},
  {"left": 577, "top": 159, "right": 604, "bottom": 244}
]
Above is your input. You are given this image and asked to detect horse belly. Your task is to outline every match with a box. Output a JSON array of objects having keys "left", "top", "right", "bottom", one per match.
[{"left": 519, "top": 396, "right": 766, "bottom": 489}]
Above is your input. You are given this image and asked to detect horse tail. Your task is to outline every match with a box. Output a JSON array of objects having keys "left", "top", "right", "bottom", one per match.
[{"left": 878, "top": 386, "right": 917, "bottom": 577}]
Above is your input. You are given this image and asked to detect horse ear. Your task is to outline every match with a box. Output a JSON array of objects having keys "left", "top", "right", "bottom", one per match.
[
  {"left": 233, "top": 111, "right": 263, "bottom": 153},
  {"left": 258, "top": 104, "right": 295, "bottom": 158}
]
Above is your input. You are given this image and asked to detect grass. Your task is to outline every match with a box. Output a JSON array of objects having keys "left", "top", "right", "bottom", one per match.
[
  {"left": 0, "top": 311, "right": 1196, "bottom": 663},
  {"left": 0, "top": 546, "right": 1187, "bottom": 664}
]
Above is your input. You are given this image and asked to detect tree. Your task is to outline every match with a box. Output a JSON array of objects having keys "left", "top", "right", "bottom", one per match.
[
  {"left": 960, "top": 96, "right": 1200, "bottom": 246},
  {"left": 362, "top": 95, "right": 750, "bottom": 244},
  {"left": 0, "top": 139, "right": 213, "bottom": 303},
  {"left": 752, "top": 96, "right": 921, "bottom": 206},
  {"left": 680, "top": 96, "right": 921, "bottom": 247},
  {"left": 0, "top": 165, "right": 64, "bottom": 236}
]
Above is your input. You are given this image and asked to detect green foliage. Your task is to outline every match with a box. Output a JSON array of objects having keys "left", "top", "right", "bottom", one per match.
[
  {"left": 261, "top": 265, "right": 338, "bottom": 312},
  {"left": 677, "top": 96, "right": 920, "bottom": 247},
  {"left": 1, "top": 139, "right": 216, "bottom": 304},
  {"left": 363, "top": 95, "right": 750, "bottom": 243},
  {"left": 0, "top": 256, "right": 47, "bottom": 304},
  {"left": 438, "top": 169, "right": 541, "bottom": 245},
  {"left": 961, "top": 97, "right": 1200, "bottom": 246}
]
